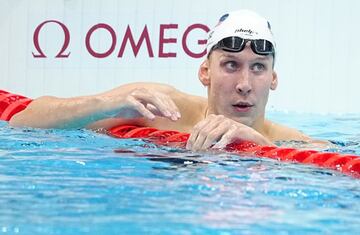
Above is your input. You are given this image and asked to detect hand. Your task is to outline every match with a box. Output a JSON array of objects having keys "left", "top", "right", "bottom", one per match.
[
  {"left": 108, "top": 88, "right": 181, "bottom": 121},
  {"left": 186, "top": 114, "right": 273, "bottom": 151}
]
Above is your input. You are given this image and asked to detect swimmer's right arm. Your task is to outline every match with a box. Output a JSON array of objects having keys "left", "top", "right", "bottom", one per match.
[{"left": 9, "top": 82, "right": 181, "bottom": 129}]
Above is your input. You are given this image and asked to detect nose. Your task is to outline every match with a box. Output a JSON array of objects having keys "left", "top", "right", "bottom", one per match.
[{"left": 235, "top": 69, "right": 252, "bottom": 96}]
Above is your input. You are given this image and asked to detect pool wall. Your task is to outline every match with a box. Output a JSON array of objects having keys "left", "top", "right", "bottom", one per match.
[{"left": 1, "top": 0, "right": 359, "bottom": 113}]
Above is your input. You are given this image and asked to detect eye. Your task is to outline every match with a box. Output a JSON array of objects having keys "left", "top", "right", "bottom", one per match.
[
  {"left": 251, "top": 63, "right": 266, "bottom": 72},
  {"left": 222, "top": 60, "right": 239, "bottom": 72}
]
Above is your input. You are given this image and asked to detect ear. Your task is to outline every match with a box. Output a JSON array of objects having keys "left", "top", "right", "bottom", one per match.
[
  {"left": 198, "top": 59, "right": 211, "bottom": 86},
  {"left": 270, "top": 71, "right": 278, "bottom": 90}
]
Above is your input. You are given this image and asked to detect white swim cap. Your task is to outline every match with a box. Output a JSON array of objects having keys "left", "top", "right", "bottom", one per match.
[{"left": 206, "top": 9, "right": 276, "bottom": 56}]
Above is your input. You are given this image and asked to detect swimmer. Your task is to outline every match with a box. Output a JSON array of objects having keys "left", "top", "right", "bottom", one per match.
[{"left": 9, "top": 10, "right": 312, "bottom": 150}]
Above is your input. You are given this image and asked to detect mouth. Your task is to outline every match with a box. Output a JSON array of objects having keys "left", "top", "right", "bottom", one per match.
[{"left": 232, "top": 102, "right": 254, "bottom": 113}]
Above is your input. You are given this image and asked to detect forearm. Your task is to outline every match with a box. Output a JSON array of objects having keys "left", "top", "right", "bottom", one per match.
[
  {"left": 8, "top": 82, "right": 181, "bottom": 129},
  {"left": 9, "top": 95, "right": 112, "bottom": 129}
]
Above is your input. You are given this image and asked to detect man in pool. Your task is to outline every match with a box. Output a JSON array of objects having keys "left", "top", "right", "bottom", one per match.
[{"left": 9, "top": 9, "right": 311, "bottom": 150}]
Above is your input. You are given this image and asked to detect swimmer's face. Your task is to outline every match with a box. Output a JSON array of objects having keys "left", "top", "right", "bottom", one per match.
[{"left": 199, "top": 43, "right": 278, "bottom": 127}]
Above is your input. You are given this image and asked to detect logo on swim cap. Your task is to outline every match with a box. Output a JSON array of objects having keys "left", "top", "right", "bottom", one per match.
[
  {"left": 267, "top": 21, "right": 271, "bottom": 30},
  {"left": 234, "top": 28, "right": 257, "bottom": 36},
  {"left": 208, "top": 31, "right": 214, "bottom": 40},
  {"left": 267, "top": 21, "right": 274, "bottom": 35},
  {"left": 219, "top": 13, "right": 229, "bottom": 22},
  {"left": 215, "top": 13, "right": 229, "bottom": 27}
]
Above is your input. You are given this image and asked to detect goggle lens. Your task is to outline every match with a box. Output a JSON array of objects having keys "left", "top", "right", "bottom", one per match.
[{"left": 213, "top": 36, "right": 274, "bottom": 56}]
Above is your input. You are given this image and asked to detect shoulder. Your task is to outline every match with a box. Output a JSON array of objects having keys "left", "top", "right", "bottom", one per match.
[{"left": 265, "top": 120, "right": 311, "bottom": 142}]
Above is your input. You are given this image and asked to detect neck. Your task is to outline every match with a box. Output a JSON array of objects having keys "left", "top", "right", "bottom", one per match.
[
  {"left": 204, "top": 106, "right": 210, "bottom": 119},
  {"left": 252, "top": 115, "right": 267, "bottom": 135}
]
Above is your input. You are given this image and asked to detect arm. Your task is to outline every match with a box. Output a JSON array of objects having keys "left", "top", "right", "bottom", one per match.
[{"left": 9, "top": 82, "right": 181, "bottom": 129}]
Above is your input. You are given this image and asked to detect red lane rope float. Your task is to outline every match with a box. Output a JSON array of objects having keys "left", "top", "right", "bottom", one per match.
[
  {"left": 109, "top": 125, "right": 360, "bottom": 178},
  {"left": 0, "top": 90, "right": 33, "bottom": 121}
]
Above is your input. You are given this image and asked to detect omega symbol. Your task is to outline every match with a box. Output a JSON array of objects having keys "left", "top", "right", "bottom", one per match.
[{"left": 32, "top": 20, "right": 71, "bottom": 58}]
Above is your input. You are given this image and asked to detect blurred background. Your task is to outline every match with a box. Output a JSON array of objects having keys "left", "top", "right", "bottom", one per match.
[{"left": 1, "top": 0, "right": 359, "bottom": 114}]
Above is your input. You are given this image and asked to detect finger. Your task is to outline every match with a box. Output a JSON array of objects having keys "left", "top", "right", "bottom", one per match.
[
  {"left": 187, "top": 116, "right": 223, "bottom": 150},
  {"left": 146, "top": 101, "right": 179, "bottom": 121},
  {"left": 212, "top": 123, "right": 263, "bottom": 149},
  {"left": 186, "top": 117, "right": 210, "bottom": 149},
  {"left": 132, "top": 89, "right": 180, "bottom": 120},
  {"left": 146, "top": 103, "right": 162, "bottom": 116},
  {"left": 126, "top": 96, "right": 156, "bottom": 120},
  {"left": 158, "top": 97, "right": 178, "bottom": 121},
  {"left": 186, "top": 115, "right": 219, "bottom": 149},
  {"left": 212, "top": 125, "right": 237, "bottom": 149},
  {"left": 154, "top": 92, "right": 180, "bottom": 121},
  {"left": 132, "top": 91, "right": 174, "bottom": 120},
  {"left": 164, "top": 95, "right": 181, "bottom": 119},
  {"left": 202, "top": 122, "right": 232, "bottom": 149}
]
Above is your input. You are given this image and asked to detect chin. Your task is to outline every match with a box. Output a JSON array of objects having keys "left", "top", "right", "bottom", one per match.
[
  {"left": 225, "top": 113, "right": 254, "bottom": 127},
  {"left": 235, "top": 117, "right": 253, "bottom": 127}
]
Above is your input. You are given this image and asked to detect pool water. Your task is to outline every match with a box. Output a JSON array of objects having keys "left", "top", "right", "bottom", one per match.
[{"left": 0, "top": 111, "right": 359, "bottom": 234}]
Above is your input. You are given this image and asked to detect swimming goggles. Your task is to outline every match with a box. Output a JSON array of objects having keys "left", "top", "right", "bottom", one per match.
[{"left": 211, "top": 36, "right": 275, "bottom": 56}]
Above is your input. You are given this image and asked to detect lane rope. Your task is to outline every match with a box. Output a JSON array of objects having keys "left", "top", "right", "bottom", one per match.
[
  {"left": 108, "top": 126, "right": 360, "bottom": 179},
  {"left": 1, "top": 89, "right": 359, "bottom": 178}
]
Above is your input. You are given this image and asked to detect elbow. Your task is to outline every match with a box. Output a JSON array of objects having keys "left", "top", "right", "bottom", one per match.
[{"left": 8, "top": 96, "right": 56, "bottom": 128}]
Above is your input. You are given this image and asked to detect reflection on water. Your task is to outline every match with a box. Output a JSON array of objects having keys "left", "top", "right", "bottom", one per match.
[{"left": 0, "top": 112, "right": 360, "bottom": 234}]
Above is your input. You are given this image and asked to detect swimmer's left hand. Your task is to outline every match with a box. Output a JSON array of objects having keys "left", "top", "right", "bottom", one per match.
[{"left": 186, "top": 114, "right": 273, "bottom": 151}]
